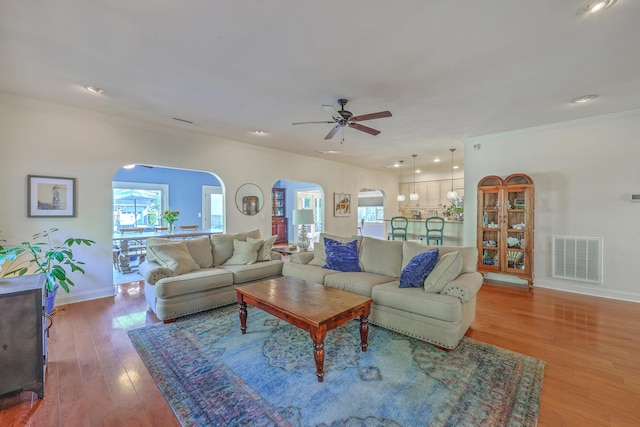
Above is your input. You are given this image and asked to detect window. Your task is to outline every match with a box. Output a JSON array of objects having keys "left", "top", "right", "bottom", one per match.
[{"left": 113, "top": 182, "right": 168, "bottom": 231}]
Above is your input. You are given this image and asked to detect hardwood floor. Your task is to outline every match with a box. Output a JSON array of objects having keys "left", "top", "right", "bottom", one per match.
[{"left": 1, "top": 280, "right": 639, "bottom": 426}]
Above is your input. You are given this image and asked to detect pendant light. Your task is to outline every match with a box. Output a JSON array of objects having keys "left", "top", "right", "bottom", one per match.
[
  {"left": 410, "top": 154, "right": 419, "bottom": 201},
  {"left": 446, "top": 148, "right": 458, "bottom": 200},
  {"left": 397, "top": 160, "right": 406, "bottom": 202}
]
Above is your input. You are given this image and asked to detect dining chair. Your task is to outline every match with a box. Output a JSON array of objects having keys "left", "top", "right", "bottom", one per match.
[
  {"left": 358, "top": 218, "right": 365, "bottom": 235},
  {"left": 420, "top": 216, "right": 445, "bottom": 245},
  {"left": 154, "top": 226, "right": 168, "bottom": 232},
  {"left": 387, "top": 216, "right": 408, "bottom": 240},
  {"left": 179, "top": 225, "right": 199, "bottom": 231}
]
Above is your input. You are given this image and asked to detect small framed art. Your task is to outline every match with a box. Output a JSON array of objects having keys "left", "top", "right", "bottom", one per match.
[
  {"left": 27, "top": 175, "right": 76, "bottom": 217},
  {"left": 334, "top": 192, "right": 351, "bottom": 217}
]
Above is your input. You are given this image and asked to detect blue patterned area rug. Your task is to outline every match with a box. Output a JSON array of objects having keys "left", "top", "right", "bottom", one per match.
[{"left": 128, "top": 305, "right": 545, "bottom": 427}]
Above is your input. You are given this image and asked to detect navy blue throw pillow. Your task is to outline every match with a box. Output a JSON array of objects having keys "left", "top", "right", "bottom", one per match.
[
  {"left": 399, "top": 249, "right": 439, "bottom": 288},
  {"left": 324, "top": 238, "right": 361, "bottom": 272}
]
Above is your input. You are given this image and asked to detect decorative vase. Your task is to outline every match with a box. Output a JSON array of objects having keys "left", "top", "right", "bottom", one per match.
[
  {"left": 46, "top": 285, "right": 59, "bottom": 315},
  {"left": 168, "top": 223, "right": 174, "bottom": 233}
]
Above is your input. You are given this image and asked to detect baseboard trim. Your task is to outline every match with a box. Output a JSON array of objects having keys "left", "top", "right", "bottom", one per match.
[
  {"left": 54, "top": 286, "right": 117, "bottom": 307},
  {"left": 533, "top": 278, "right": 640, "bottom": 303}
]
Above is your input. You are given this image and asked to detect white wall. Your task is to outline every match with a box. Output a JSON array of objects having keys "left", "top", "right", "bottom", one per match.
[
  {"left": 462, "top": 109, "right": 640, "bottom": 302},
  {"left": 0, "top": 94, "right": 397, "bottom": 305}
]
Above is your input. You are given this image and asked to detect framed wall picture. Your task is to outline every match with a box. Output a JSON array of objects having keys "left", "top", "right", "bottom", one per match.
[
  {"left": 27, "top": 175, "right": 76, "bottom": 217},
  {"left": 334, "top": 192, "right": 351, "bottom": 217}
]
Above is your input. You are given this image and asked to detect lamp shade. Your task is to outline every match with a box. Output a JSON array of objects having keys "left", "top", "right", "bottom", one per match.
[{"left": 292, "top": 209, "right": 314, "bottom": 225}]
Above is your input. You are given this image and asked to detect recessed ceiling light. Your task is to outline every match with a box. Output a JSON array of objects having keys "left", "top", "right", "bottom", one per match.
[
  {"left": 316, "top": 150, "right": 339, "bottom": 154},
  {"left": 453, "top": 165, "right": 460, "bottom": 170},
  {"left": 84, "top": 85, "right": 104, "bottom": 94},
  {"left": 434, "top": 158, "right": 441, "bottom": 163},
  {"left": 123, "top": 164, "right": 136, "bottom": 169},
  {"left": 571, "top": 94, "right": 598, "bottom": 104},
  {"left": 252, "top": 130, "right": 267, "bottom": 135},
  {"left": 416, "top": 169, "right": 421, "bottom": 174},
  {"left": 577, "top": 0, "right": 616, "bottom": 16}
]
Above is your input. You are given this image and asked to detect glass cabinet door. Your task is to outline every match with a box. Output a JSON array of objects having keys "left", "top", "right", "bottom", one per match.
[{"left": 479, "top": 187, "right": 502, "bottom": 270}]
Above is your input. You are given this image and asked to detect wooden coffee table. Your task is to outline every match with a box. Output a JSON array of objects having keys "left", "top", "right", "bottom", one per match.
[{"left": 236, "top": 276, "right": 372, "bottom": 382}]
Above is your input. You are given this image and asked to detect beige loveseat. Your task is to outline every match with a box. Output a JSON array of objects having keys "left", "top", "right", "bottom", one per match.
[
  {"left": 283, "top": 234, "right": 482, "bottom": 349},
  {"left": 138, "top": 229, "right": 283, "bottom": 322}
]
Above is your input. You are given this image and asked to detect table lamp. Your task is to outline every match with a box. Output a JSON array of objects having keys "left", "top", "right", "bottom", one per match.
[{"left": 292, "top": 209, "right": 314, "bottom": 251}]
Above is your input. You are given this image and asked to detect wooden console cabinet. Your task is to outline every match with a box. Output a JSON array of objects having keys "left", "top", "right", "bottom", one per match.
[
  {"left": 0, "top": 274, "right": 48, "bottom": 399},
  {"left": 477, "top": 174, "right": 535, "bottom": 286}
]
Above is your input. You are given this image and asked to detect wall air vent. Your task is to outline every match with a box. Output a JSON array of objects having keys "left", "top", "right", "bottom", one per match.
[{"left": 551, "top": 235, "right": 603, "bottom": 284}]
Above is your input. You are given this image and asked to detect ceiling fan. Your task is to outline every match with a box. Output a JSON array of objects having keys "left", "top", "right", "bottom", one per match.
[{"left": 292, "top": 99, "right": 392, "bottom": 142}]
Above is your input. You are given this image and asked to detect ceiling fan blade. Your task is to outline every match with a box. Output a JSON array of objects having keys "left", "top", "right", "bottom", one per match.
[
  {"left": 292, "top": 120, "right": 335, "bottom": 125},
  {"left": 324, "top": 125, "right": 341, "bottom": 140},
  {"left": 351, "top": 111, "right": 392, "bottom": 122},
  {"left": 322, "top": 105, "right": 342, "bottom": 120},
  {"left": 349, "top": 122, "right": 381, "bottom": 136}
]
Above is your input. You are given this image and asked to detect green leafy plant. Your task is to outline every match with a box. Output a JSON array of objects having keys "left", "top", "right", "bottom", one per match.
[{"left": 0, "top": 228, "right": 95, "bottom": 292}]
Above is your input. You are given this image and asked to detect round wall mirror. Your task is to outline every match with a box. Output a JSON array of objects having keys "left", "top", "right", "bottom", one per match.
[{"left": 235, "top": 183, "right": 264, "bottom": 216}]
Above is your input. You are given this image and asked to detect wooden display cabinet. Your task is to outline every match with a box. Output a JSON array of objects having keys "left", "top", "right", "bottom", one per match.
[
  {"left": 271, "top": 187, "right": 288, "bottom": 244},
  {"left": 477, "top": 174, "right": 534, "bottom": 287}
]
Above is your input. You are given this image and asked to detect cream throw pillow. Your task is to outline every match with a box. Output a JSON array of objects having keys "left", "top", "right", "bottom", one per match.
[
  {"left": 148, "top": 241, "right": 200, "bottom": 275},
  {"left": 210, "top": 228, "right": 261, "bottom": 266},
  {"left": 423, "top": 251, "right": 463, "bottom": 293},
  {"left": 224, "top": 239, "right": 262, "bottom": 265},
  {"left": 247, "top": 235, "right": 277, "bottom": 262}
]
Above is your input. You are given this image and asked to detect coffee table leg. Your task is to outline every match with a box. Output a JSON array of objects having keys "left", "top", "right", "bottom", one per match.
[
  {"left": 238, "top": 298, "right": 247, "bottom": 334},
  {"left": 359, "top": 315, "right": 369, "bottom": 352},
  {"left": 311, "top": 328, "right": 327, "bottom": 382}
]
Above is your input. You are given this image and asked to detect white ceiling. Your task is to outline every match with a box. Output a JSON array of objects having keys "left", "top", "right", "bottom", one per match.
[{"left": 1, "top": 0, "right": 639, "bottom": 174}]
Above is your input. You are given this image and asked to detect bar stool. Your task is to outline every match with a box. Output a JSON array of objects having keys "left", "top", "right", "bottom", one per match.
[
  {"left": 420, "top": 216, "right": 445, "bottom": 245},
  {"left": 387, "top": 216, "right": 408, "bottom": 240}
]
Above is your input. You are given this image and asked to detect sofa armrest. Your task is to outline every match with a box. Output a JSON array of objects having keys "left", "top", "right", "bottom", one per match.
[
  {"left": 270, "top": 251, "right": 283, "bottom": 261},
  {"left": 289, "top": 251, "right": 315, "bottom": 265},
  {"left": 138, "top": 260, "right": 172, "bottom": 285},
  {"left": 439, "top": 272, "right": 483, "bottom": 303}
]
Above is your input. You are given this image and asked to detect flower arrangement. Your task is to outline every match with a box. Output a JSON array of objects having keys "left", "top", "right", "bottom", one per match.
[{"left": 163, "top": 208, "right": 180, "bottom": 227}]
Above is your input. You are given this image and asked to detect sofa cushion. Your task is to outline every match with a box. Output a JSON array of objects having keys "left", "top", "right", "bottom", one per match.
[
  {"left": 144, "top": 237, "right": 172, "bottom": 264},
  {"left": 324, "top": 272, "right": 395, "bottom": 297},
  {"left": 224, "top": 239, "right": 262, "bottom": 265},
  {"left": 324, "top": 238, "right": 361, "bottom": 272},
  {"left": 437, "top": 246, "right": 477, "bottom": 274},
  {"left": 424, "top": 251, "right": 463, "bottom": 293},
  {"left": 210, "top": 229, "right": 261, "bottom": 266},
  {"left": 309, "top": 233, "right": 362, "bottom": 267},
  {"left": 145, "top": 237, "right": 213, "bottom": 268},
  {"left": 147, "top": 241, "right": 200, "bottom": 275},
  {"left": 360, "top": 237, "right": 403, "bottom": 278},
  {"left": 219, "top": 260, "right": 283, "bottom": 284},
  {"left": 282, "top": 262, "right": 338, "bottom": 285},
  {"left": 247, "top": 235, "right": 277, "bottom": 262},
  {"left": 372, "top": 281, "right": 462, "bottom": 322},
  {"left": 154, "top": 267, "right": 233, "bottom": 298},
  {"left": 399, "top": 248, "right": 439, "bottom": 288}
]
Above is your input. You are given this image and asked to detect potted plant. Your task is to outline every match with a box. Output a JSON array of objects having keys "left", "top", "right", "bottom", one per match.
[{"left": 0, "top": 228, "right": 95, "bottom": 314}]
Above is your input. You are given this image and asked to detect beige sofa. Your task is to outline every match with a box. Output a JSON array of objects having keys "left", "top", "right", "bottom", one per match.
[
  {"left": 283, "top": 234, "right": 482, "bottom": 349},
  {"left": 138, "top": 229, "right": 283, "bottom": 322}
]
